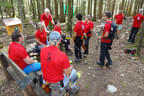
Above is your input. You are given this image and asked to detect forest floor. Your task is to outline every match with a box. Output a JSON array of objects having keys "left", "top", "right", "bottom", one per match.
[{"left": 0, "top": 18, "right": 144, "bottom": 96}]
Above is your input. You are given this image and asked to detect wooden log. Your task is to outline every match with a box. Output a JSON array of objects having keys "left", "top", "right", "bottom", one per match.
[{"left": 0, "top": 53, "right": 13, "bottom": 81}]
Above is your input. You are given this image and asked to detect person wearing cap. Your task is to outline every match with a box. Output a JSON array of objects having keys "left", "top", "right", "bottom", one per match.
[
  {"left": 8, "top": 31, "right": 41, "bottom": 74},
  {"left": 40, "top": 31, "right": 79, "bottom": 95},
  {"left": 40, "top": 8, "right": 55, "bottom": 31},
  {"left": 114, "top": 10, "right": 126, "bottom": 39},
  {"left": 84, "top": 15, "right": 94, "bottom": 57},
  {"left": 73, "top": 13, "right": 85, "bottom": 62},
  {"left": 35, "top": 22, "right": 48, "bottom": 50},
  {"left": 128, "top": 9, "right": 144, "bottom": 43}
]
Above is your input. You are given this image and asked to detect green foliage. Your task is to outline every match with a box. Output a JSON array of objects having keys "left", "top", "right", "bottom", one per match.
[{"left": 0, "top": 2, "right": 12, "bottom": 8}]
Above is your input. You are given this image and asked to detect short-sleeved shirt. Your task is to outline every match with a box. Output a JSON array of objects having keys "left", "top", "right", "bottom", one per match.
[
  {"left": 41, "top": 13, "right": 52, "bottom": 27},
  {"left": 35, "top": 29, "right": 47, "bottom": 45},
  {"left": 101, "top": 20, "right": 112, "bottom": 43},
  {"left": 132, "top": 13, "right": 144, "bottom": 28},
  {"left": 41, "top": 46, "right": 70, "bottom": 83},
  {"left": 84, "top": 21, "right": 94, "bottom": 37},
  {"left": 115, "top": 13, "right": 125, "bottom": 24},
  {"left": 74, "top": 21, "right": 85, "bottom": 37},
  {"left": 54, "top": 26, "right": 62, "bottom": 35},
  {"left": 8, "top": 42, "right": 28, "bottom": 69}
]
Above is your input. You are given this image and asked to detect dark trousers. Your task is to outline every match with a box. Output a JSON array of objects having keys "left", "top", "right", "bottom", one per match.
[
  {"left": 99, "top": 42, "right": 112, "bottom": 66},
  {"left": 128, "top": 27, "right": 139, "bottom": 43},
  {"left": 84, "top": 37, "right": 91, "bottom": 54},
  {"left": 74, "top": 37, "right": 83, "bottom": 59}
]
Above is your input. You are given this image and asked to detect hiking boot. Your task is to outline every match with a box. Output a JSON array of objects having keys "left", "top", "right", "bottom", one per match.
[
  {"left": 83, "top": 54, "right": 87, "bottom": 58},
  {"left": 69, "top": 86, "right": 80, "bottom": 94},
  {"left": 106, "top": 63, "right": 112, "bottom": 69},
  {"left": 75, "top": 58, "right": 81, "bottom": 63},
  {"left": 97, "top": 62, "right": 104, "bottom": 67}
]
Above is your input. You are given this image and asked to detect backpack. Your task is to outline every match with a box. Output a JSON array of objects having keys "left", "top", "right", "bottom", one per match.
[{"left": 108, "top": 22, "right": 118, "bottom": 40}]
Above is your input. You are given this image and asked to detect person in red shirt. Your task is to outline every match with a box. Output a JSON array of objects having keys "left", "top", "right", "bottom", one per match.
[
  {"left": 41, "top": 8, "right": 55, "bottom": 32},
  {"left": 8, "top": 31, "right": 41, "bottom": 74},
  {"left": 97, "top": 12, "right": 112, "bottom": 69},
  {"left": 54, "top": 21, "right": 62, "bottom": 35},
  {"left": 35, "top": 22, "right": 48, "bottom": 50},
  {"left": 115, "top": 11, "right": 126, "bottom": 38},
  {"left": 73, "top": 13, "right": 85, "bottom": 62},
  {"left": 84, "top": 15, "right": 94, "bottom": 56},
  {"left": 128, "top": 9, "right": 144, "bottom": 43},
  {"left": 41, "top": 31, "right": 79, "bottom": 95}
]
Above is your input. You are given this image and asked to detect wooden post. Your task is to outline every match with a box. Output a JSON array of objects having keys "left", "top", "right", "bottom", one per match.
[{"left": 0, "top": 53, "right": 13, "bottom": 81}]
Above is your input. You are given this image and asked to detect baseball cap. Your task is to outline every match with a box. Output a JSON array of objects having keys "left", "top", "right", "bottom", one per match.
[
  {"left": 49, "top": 31, "right": 61, "bottom": 41},
  {"left": 44, "top": 8, "right": 50, "bottom": 13}
]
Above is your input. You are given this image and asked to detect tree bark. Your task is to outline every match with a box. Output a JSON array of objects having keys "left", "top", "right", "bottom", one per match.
[
  {"left": 41, "top": 0, "right": 45, "bottom": 12},
  {"left": 31, "top": 0, "right": 36, "bottom": 19},
  {"left": 93, "top": 0, "right": 97, "bottom": 20},
  {"left": 98, "top": 0, "right": 103, "bottom": 19},
  {"left": 112, "top": 0, "right": 116, "bottom": 17},
  {"left": 54, "top": 0, "right": 59, "bottom": 19},
  {"left": 0, "top": 6, "right": 3, "bottom": 19},
  {"left": 10, "top": 0, "right": 15, "bottom": 17},
  {"left": 36, "top": 0, "right": 41, "bottom": 20},
  {"left": 59, "top": 0, "right": 65, "bottom": 22},
  {"left": 46, "top": 0, "right": 51, "bottom": 12},
  {"left": 88, "top": 0, "right": 91, "bottom": 15}
]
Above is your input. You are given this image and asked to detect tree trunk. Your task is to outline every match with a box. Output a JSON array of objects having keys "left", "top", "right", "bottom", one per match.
[
  {"left": 54, "top": 0, "right": 59, "bottom": 19},
  {"left": 98, "top": 0, "right": 103, "bottom": 19},
  {"left": 67, "top": 0, "right": 73, "bottom": 36},
  {"left": 41, "top": 0, "right": 45, "bottom": 11},
  {"left": 112, "top": 0, "right": 116, "bottom": 17},
  {"left": 0, "top": 6, "right": 3, "bottom": 19},
  {"left": 119, "top": 0, "right": 125, "bottom": 11},
  {"left": 36, "top": 0, "right": 41, "bottom": 20},
  {"left": 88, "top": 0, "right": 91, "bottom": 14},
  {"left": 93, "top": 0, "right": 97, "bottom": 20},
  {"left": 90, "top": 0, "right": 93, "bottom": 16},
  {"left": 59, "top": 0, "right": 65, "bottom": 22},
  {"left": 46, "top": 0, "right": 51, "bottom": 12},
  {"left": 10, "top": 0, "right": 15, "bottom": 17},
  {"left": 128, "top": 0, "right": 134, "bottom": 16},
  {"left": 31, "top": 0, "right": 36, "bottom": 19}
]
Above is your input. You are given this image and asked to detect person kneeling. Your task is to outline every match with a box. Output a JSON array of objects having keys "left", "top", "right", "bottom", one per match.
[
  {"left": 41, "top": 31, "right": 79, "bottom": 96},
  {"left": 8, "top": 31, "right": 41, "bottom": 74}
]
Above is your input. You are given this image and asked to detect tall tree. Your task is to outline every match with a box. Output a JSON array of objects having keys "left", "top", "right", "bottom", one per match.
[
  {"left": 41, "top": 0, "right": 45, "bottom": 11},
  {"left": 0, "top": 6, "right": 3, "bottom": 19},
  {"left": 10, "top": 0, "right": 15, "bottom": 17},
  {"left": 67, "top": 0, "right": 73, "bottom": 36},
  {"left": 46, "top": 0, "right": 51, "bottom": 12},
  {"left": 54, "top": 0, "right": 59, "bottom": 19},
  {"left": 98, "top": 0, "right": 103, "bottom": 19},
  {"left": 88, "top": 0, "right": 91, "bottom": 15},
  {"left": 36, "top": 0, "right": 41, "bottom": 20},
  {"left": 59, "top": 0, "right": 65, "bottom": 22},
  {"left": 93, "top": 0, "right": 97, "bottom": 20},
  {"left": 30, "top": 0, "right": 36, "bottom": 19},
  {"left": 112, "top": 0, "right": 116, "bottom": 16}
]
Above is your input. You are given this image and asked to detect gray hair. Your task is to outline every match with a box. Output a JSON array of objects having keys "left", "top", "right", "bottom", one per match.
[
  {"left": 37, "top": 22, "right": 44, "bottom": 29},
  {"left": 86, "top": 15, "right": 91, "bottom": 20},
  {"left": 49, "top": 39, "right": 60, "bottom": 46}
]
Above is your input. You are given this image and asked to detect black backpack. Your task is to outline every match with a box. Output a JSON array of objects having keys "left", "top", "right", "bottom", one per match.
[{"left": 107, "top": 22, "right": 117, "bottom": 40}]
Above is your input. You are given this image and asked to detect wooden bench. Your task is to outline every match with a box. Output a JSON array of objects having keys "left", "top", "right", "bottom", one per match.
[{"left": 0, "top": 52, "right": 47, "bottom": 96}]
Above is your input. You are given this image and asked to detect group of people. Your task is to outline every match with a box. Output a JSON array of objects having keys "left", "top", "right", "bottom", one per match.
[{"left": 7, "top": 7, "right": 144, "bottom": 95}]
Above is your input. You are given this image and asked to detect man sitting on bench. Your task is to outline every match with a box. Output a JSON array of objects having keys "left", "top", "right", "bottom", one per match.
[{"left": 8, "top": 31, "right": 41, "bottom": 74}]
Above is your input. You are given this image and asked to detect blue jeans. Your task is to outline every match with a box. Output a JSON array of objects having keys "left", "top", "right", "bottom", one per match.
[{"left": 23, "top": 62, "right": 41, "bottom": 74}]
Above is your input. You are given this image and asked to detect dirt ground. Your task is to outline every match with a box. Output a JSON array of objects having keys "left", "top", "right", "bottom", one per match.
[{"left": 0, "top": 18, "right": 144, "bottom": 96}]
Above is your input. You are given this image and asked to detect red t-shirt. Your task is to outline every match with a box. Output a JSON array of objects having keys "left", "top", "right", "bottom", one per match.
[
  {"left": 54, "top": 26, "right": 62, "bottom": 35},
  {"left": 84, "top": 21, "right": 94, "bottom": 37},
  {"left": 101, "top": 21, "right": 112, "bottom": 43},
  {"left": 74, "top": 21, "right": 85, "bottom": 36},
  {"left": 8, "top": 42, "right": 28, "bottom": 69},
  {"left": 35, "top": 29, "right": 47, "bottom": 45},
  {"left": 115, "top": 14, "right": 125, "bottom": 24},
  {"left": 132, "top": 13, "right": 144, "bottom": 28},
  {"left": 40, "top": 13, "right": 52, "bottom": 27},
  {"left": 40, "top": 46, "right": 70, "bottom": 83}
]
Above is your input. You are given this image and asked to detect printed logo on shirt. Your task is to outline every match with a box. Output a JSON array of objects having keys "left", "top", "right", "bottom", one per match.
[
  {"left": 137, "top": 16, "right": 140, "bottom": 21},
  {"left": 47, "top": 52, "right": 51, "bottom": 62},
  {"left": 82, "top": 25, "right": 85, "bottom": 31}
]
